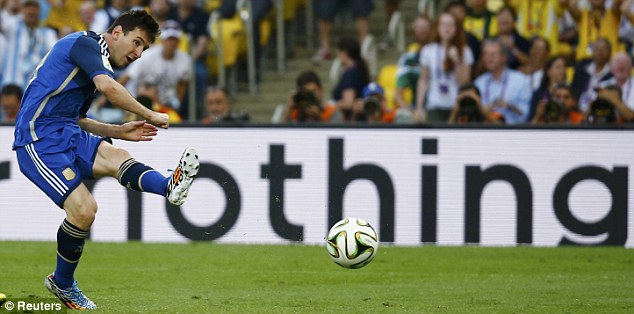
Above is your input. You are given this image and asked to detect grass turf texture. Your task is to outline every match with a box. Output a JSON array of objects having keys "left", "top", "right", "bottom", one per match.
[{"left": 0, "top": 242, "right": 632, "bottom": 313}]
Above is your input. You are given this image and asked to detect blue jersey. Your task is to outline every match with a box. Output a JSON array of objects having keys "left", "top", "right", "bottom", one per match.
[{"left": 12, "top": 31, "right": 114, "bottom": 149}]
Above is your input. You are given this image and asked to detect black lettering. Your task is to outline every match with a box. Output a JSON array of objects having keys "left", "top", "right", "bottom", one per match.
[
  {"left": 0, "top": 161, "right": 9, "bottom": 180},
  {"left": 328, "top": 138, "right": 395, "bottom": 242},
  {"left": 261, "top": 145, "right": 303, "bottom": 241},
  {"left": 465, "top": 165, "right": 533, "bottom": 244},
  {"left": 421, "top": 165, "right": 437, "bottom": 243},
  {"left": 167, "top": 162, "right": 241, "bottom": 241},
  {"left": 554, "top": 166, "right": 628, "bottom": 246},
  {"left": 421, "top": 137, "right": 438, "bottom": 243}
]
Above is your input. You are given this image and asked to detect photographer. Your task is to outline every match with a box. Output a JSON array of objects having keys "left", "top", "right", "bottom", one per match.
[
  {"left": 286, "top": 71, "right": 341, "bottom": 123},
  {"left": 587, "top": 84, "right": 633, "bottom": 124},
  {"left": 531, "top": 83, "right": 583, "bottom": 125},
  {"left": 354, "top": 83, "right": 401, "bottom": 124},
  {"left": 448, "top": 84, "right": 498, "bottom": 124}
]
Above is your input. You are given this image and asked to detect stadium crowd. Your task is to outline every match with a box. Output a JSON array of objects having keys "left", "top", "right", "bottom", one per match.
[{"left": 1, "top": 0, "right": 633, "bottom": 125}]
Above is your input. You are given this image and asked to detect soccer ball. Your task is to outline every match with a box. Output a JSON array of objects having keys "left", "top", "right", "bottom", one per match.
[{"left": 326, "top": 217, "right": 379, "bottom": 269}]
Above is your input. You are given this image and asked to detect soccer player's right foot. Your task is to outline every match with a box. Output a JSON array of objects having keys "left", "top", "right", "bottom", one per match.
[
  {"left": 167, "top": 147, "right": 200, "bottom": 205},
  {"left": 45, "top": 273, "right": 96, "bottom": 310}
]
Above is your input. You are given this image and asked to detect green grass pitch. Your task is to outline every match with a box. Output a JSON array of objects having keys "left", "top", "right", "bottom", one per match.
[{"left": 0, "top": 242, "right": 633, "bottom": 313}]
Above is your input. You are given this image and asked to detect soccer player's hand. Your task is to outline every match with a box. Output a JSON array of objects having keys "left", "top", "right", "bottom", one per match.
[
  {"left": 119, "top": 120, "right": 159, "bottom": 142},
  {"left": 147, "top": 112, "right": 170, "bottom": 129}
]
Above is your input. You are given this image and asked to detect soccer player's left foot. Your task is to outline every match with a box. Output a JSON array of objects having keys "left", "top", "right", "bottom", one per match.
[
  {"left": 167, "top": 147, "right": 200, "bottom": 205},
  {"left": 45, "top": 273, "right": 97, "bottom": 310}
]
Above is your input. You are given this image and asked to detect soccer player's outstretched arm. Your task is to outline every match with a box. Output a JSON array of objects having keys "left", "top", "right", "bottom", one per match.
[
  {"left": 93, "top": 74, "right": 169, "bottom": 128},
  {"left": 78, "top": 117, "right": 159, "bottom": 142}
]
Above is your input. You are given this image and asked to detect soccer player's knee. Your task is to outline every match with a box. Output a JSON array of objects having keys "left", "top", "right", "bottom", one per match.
[
  {"left": 117, "top": 158, "right": 155, "bottom": 192},
  {"left": 72, "top": 198, "right": 97, "bottom": 228}
]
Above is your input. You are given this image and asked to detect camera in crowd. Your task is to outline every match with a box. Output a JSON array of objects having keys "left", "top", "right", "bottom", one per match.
[
  {"left": 362, "top": 96, "right": 381, "bottom": 117},
  {"left": 543, "top": 100, "right": 563, "bottom": 122},
  {"left": 292, "top": 88, "right": 320, "bottom": 121},
  {"left": 587, "top": 97, "right": 617, "bottom": 124},
  {"left": 455, "top": 84, "right": 484, "bottom": 123},
  {"left": 293, "top": 88, "right": 318, "bottom": 109}
]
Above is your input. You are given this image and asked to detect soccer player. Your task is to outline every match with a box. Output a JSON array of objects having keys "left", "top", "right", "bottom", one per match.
[{"left": 11, "top": 10, "right": 199, "bottom": 310}]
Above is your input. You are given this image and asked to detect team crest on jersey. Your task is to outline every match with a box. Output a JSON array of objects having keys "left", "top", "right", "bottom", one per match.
[
  {"left": 102, "top": 55, "right": 113, "bottom": 72},
  {"left": 62, "top": 168, "right": 76, "bottom": 181}
]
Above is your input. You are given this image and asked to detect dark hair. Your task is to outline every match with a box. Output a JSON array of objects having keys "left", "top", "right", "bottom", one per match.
[
  {"left": 296, "top": 71, "right": 322, "bottom": 89},
  {"left": 1, "top": 84, "right": 23, "bottom": 100},
  {"left": 337, "top": 37, "right": 370, "bottom": 84},
  {"left": 431, "top": 12, "right": 467, "bottom": 72},
  {"left": 497, "top": 5, "right": 517, "bottom": 21},
  {"left": 444, "top": 0, "right": 466, "bottom": 11},
  {"left": 537, "top": 55, "right": 566, "bottom": 91},
  {"left": 530, "top": 36, "right": 551, "bottom": 54},
  {"left": 458, "top": 83, "right": 481, "bottom": 97},
  {"left": 206, "top": 85, "right": 233, "bottom": 103},
  {"left": 106, "top": 10, "right": 160, "bottom": 44}
]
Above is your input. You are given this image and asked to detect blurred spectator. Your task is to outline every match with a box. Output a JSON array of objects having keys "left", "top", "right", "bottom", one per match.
[
  {"left": 379, "top": 0, "right": 400, "bottom": 50},
  {"left": 444, "top": 0, "right": 482, "bottom": 70},
  {"left": 587, "top": 84, "right": 632, "bottom": 123},
  {"left": 331, "top": 36, "right": 370, "bottom": 121},
  {"left": 311, "top": 0, "right": 374, "bottom": 63},
  {"left": 1, "top": 0, "right": 21, "bottom": 19},
  {"left": 45, "top": 0, "right": 85, "bottom": 37},
  {"left": 130, "top": 80, "right": 183, "bottom": 124},
  {"left": 510, "top": 0, "right": 565, "bottom": 56},
  {"left": 119, "top": 20, "right": 192, "bottom": 113},
  {"left": 0, "top": 0, "right": 56, "bottom": 89},
  {"left": 286, "top": 70, "right": 342, "bottom": 123},
  {"left": 0, "top": 31, "right": 5, "bottom": 83},
  {"left": 200, "top": 86, "right": 250, "bottom": 124},
  {"left": 91, "top": 0, "right": 129, "bottom": 33},
  {"left": 464, "top": 0, "right": 498, "bottom": 41},
  {"left": 168, "top": 0, "right": 209, "bottom": 116},
  {"left": 518, "top": 37, "right": 551, "bottom": 90},
  {"left": 394, "top": 15, "right": 432, "bottom": 109},
  {"left": 562, "top": 0, "right": 624, "bottom": 61},
  {"left": 218, "top": 0, "right": 272, "bottom": 81},
  {"left": 416, "top": 12, "right": 474, "bottom": 123},
  {"left": 78, "top": 0, "right": 98, "bottom": 31},
  {"left": 571, "top": 37, "right": 614, "bottom": 111},
  {"left": 622, "top": 0, "right": 634, "bottom": 52},
  {"left": 609, "top": 52, "right": 634, "bottom": 107},
  {"left": 0, "top": 83, "right": 22, "bottom": 122},
  {"left": 474, "top": 39, "right": 532, "bottom": 124},
  {"left": 150, "top": 0, "right": 171, "bottom": 27},
  {"left": 531, "top": 83, "right": 583, "bottom": 124},
  {"left": 448, "top": 83, "right": 498, "bottom": 124},
  {"left": 494, "top": 6, "right": 529, "bottom": 70},
  {"left": 149, "top": 0, "right": 188, "bottom": 52},
  {"left": 355, "top": 82, "right": 398, "bottom": 124},
  {"left": 528, "top": 55, "right": 568, "bottom": 121}
]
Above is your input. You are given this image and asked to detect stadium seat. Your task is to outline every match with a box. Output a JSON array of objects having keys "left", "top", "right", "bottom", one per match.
[{"left": 377, "top": 64, "right": 404, "bottom": 110}]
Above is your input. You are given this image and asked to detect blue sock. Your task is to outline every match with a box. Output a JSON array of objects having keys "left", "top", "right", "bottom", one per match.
[
  {"left": 55, "top": 219, "right": 88, "bottom": 289},
  {"left": 140, "top": 170, "right": 170, "bottom": 196},
  {"left": 118, "top": 158, "right": 169, "bottom": 196}
]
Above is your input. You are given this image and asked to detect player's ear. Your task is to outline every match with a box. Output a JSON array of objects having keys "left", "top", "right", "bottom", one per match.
[{"left": 112, "top": 25, "right": 123, "bottom": 40}]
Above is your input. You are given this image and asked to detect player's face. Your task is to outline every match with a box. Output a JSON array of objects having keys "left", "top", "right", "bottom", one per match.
[{"left": 110, "top": 26, "right": 151, "bottom": 67}]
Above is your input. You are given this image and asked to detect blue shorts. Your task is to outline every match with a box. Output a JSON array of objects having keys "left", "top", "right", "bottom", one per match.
[
  {"left": 315, "top": 0, "right": 374, "bottom": 20},
  {"left": 15, "top": 127, "right": 107, "bottom": 208}
]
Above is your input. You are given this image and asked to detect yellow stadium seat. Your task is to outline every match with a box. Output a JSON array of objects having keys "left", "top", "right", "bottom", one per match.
[
  {"left": 207, "top": 15, "right": 246, "bottom": 76},
  {"left": 205, "top": 0, "right": 222, "bottom": 13},
  {"left": 566, "top": 66, "right": 575, "bottom": 83},
  {"left": 377, "top": 65, "right": 399, "bottom": 110}
]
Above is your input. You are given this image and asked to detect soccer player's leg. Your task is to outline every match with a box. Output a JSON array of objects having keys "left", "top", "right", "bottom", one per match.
[
  {"left": 90, "top": 139, "right": 199, "bottom": 205},
  {"left": 44, "top": 184, "right": 97, "bottom": 310},
  {"left": 14, "top": 140, "right": 97, "bottom": 310}
]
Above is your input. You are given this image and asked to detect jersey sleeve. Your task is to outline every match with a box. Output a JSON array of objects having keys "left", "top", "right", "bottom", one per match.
[{"left": 69, "top": 35, "right": 114, "bottom": 79}]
